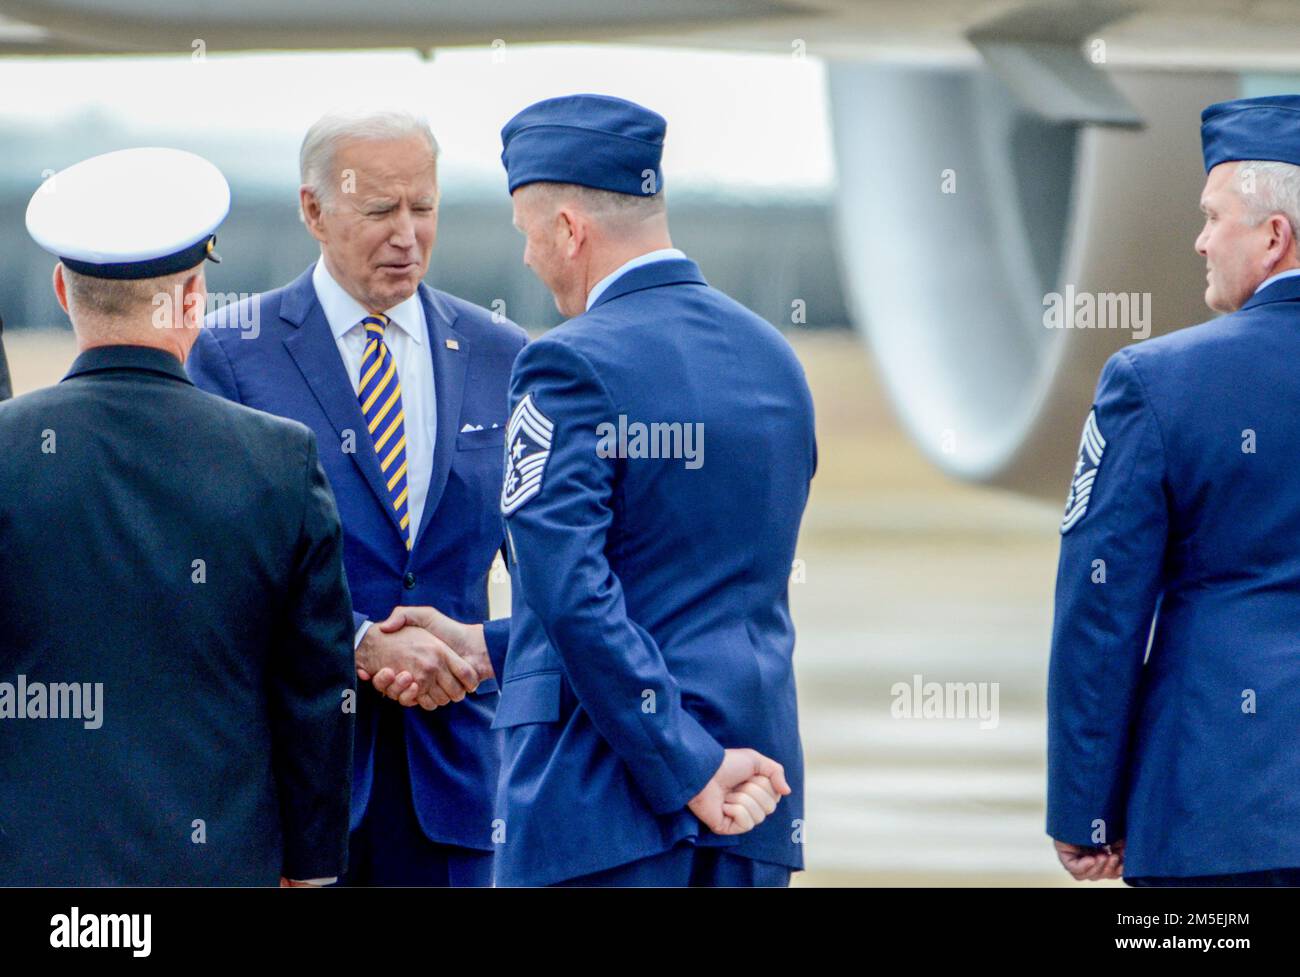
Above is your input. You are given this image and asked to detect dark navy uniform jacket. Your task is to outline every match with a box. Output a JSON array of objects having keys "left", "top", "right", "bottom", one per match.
[
  {"left": 0, "top": 345, "right": 355, "bottom": 885},
  {"left": 490, "top": 257, "right": 816, "bottom": 886},
  {"left": 189, "top": 266, "right": 525, "bottom": 852},
  {"left": 1048, "top": 273, "right": 1300, "bottom": 878}
]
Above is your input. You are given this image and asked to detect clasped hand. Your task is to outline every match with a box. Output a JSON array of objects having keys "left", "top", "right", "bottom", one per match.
[
  {"left": 355, "top": 606, "right": 491, "bottom": 711},
  {"left": 356, "top": 609, "right": 791, "bottom": 839},
  {"left": 1053, "top": 839, "right": 1125, "bottom": 881},
  {"left": 688, "top": 748, "right": 792, "bottom": 836}
]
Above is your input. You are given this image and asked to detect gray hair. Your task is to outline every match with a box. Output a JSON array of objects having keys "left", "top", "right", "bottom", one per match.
[
  {"left": 524, "top": 181, "right": 666, "bottom": 228},
  {"left": 62, "top": 264, "right": 196, "bottom": 320},
  {"left": 1236, "top": 160, "right": 1300, "bottom": 248},
  {"left": 299, "top": 110, "right": 440, "bottom": 215}
]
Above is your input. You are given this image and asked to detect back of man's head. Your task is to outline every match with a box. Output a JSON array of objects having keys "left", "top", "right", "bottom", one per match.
[
  {"left": 58, "top": 262, "right": 205, "bottom": 353},
  {"left": 525, "top": 182, "right": 666, "bottom": 235}
]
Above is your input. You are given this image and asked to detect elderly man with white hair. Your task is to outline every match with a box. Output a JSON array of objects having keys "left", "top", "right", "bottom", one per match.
[
  {"left": 189, "top": 110, "right": 526, "bottom": 886},
  {"left": 1048, "top": 94, "right": 1300, "bottom": 887}
]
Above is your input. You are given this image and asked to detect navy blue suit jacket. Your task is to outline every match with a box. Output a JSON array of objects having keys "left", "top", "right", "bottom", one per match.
[
  {"left": 490, "top": 257, "right": 816, "bottom": 885},
  {"left": 1049, "top": 274, "right": 1300, "bottom": 877},
  {"left": 189, "top": 264, "right": 525, "bottom": 850}
]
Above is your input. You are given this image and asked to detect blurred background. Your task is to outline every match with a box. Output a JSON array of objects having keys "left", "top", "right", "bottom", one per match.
[{"left": 0, "top": 42, "right": 1072, "bottom": 885}]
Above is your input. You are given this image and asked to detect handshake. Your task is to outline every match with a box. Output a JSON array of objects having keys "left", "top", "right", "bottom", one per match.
[
  {"left": 354, "top": 606, "right": 488, "bottom": 711},
  {"left": 355, "top": 606, "right": 792, "bottom": 838}
]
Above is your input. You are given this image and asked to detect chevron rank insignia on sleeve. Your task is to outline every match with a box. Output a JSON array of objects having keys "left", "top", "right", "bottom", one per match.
[
  {"left": 1060, "top": 408, "right": 1106, "bottom": 534},
  {"left": 501, "top": 393, "right": 554, "bottom": 516}
]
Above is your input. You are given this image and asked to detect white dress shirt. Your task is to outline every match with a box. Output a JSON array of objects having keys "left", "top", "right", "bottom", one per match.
[
  {"left": 299, "top": 260, "right": 439, "bottom": 888},
  {"left": 585, "top": 248, "right": 687, "bottom": 310},
  {"left": 312, "top": 259, "right": 437, "bottom": 655}
]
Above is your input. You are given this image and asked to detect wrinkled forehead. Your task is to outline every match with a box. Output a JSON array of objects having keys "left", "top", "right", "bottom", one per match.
[{"left": 334, "top": 135, "right": 438, "bottom": 191}]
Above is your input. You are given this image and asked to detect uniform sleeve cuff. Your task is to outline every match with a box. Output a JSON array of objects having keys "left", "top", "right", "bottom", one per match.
[{"left": 483, "top": 617, "right": 511, "bottom": 679}]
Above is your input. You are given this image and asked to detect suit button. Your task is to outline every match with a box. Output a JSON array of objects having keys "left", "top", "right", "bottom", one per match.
[{"left": 403, "top": 572, "right": 416, "bottom": 590}]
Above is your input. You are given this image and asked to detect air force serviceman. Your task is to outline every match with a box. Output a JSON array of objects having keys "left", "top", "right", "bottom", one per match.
[
  {"left": 188, "top": 112, "right": 526, "bottom": 886},
  {"left": 384, "top": 95, "right": 816, "bottom": 886},
  {"left": 0, "top": 148, "right": 356, "bottom": 885},
  {"left": 1048, "top": 95, "right": 1300, "bottom": 886}
]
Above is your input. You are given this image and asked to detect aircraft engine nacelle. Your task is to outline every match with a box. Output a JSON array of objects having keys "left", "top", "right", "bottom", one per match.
[{"left": 827, "top": 66, "right": 1236, "bottom": 501}]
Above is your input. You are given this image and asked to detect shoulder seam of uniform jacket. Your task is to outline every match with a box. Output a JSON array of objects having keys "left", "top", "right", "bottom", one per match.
[
  {"left": 518, "top": 335, "right": 622, "bottom": 539},
  {"left": 542, "top": 337, "right": 625, "bottom": 539},
  {"left": 535, "top": 334, "right": 618, "bottom": 410},
  {"left": 1115, "top": 348, "right": 1170, "bottom": 481}
]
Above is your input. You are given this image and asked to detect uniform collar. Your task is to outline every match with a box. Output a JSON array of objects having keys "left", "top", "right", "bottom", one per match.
[
  {"left": 312, "top": 256, "right": 425, "bottom": 344},
  {"left": 586, "top": 248, "right": 687, "bottom": 311},
  {"left": 1252, "top": 266, "right": 1300, "bottom": 295},
  {"left": 586, "top": 255, "right": 707, "bottom": 312},
  {"left": 1242, "top": 270, "right": 1300, "bottom": 311},
  {"left": 63, "top": 343, "right": 192, "bottom": 384}
]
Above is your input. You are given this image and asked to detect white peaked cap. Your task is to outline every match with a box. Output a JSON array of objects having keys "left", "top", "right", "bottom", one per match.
[{"left": 26, "top": 146, "right": 231, "bottom": 280}]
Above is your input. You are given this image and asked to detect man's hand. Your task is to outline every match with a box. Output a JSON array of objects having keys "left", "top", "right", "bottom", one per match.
[
  {"left": 279, "top": 877, "right": 321, "bottom": 888},
  {"left": 362, "top": 607, "right": 493, "bottom": 713},
  {"left": 1053, "top": 839, "right": 1125, "bottom": 881},
  {"left": 378, "top": 605, "right": 494, "bottom": 683},
  {"left": 688, "top": 748, "right": 792, "bottom": 836},
  {"left": 355, "top": 617, "right": 478, "bottom": 710}
]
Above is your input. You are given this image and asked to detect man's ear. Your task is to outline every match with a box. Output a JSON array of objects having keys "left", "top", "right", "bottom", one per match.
[
  {"left": 52, "top": 263, "right": 70, "bottom": 316},
  {"left": 1265, "top": 213, "right": 1297, "bottom": 271},
  {"left": 182, "top": 269, "right": 207, "bottom": 329},
  {"left": 300, "top": 186, "right": 326, "bottom": 241},
  {"left": 557, "top": 206, "right": 585, "bottom": 259},
  {"left": 1277, "top": 213, "right": 1298, "bottom": 264}
]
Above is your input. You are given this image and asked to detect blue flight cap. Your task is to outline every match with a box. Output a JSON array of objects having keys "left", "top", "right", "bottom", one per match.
[
  {"left": 1201, "top": 95, "right": 1300, "bottom": 172},
  {"left": 500, "top": 94, "right": 666, "bottom": 196}
]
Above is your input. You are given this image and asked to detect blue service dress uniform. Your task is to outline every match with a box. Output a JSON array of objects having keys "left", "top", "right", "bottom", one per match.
[
  {"left": 1047, "top": 273, "right": 1300, "bottom": 881},
  {"left": 489, "top": 255, "right": 817, "bottom": 886},
  {"left": 1048, "top": 93, "right": 1300, "bottom": 884}
]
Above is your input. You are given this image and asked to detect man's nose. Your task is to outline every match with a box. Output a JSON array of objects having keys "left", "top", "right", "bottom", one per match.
[{"left": 389, "top": 208, "right": 417, "bottom": 249}]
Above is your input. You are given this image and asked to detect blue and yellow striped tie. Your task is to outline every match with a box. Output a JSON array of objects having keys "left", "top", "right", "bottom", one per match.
[{"left": 357, "top": 314, "right": 411, "bottom": 549}]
